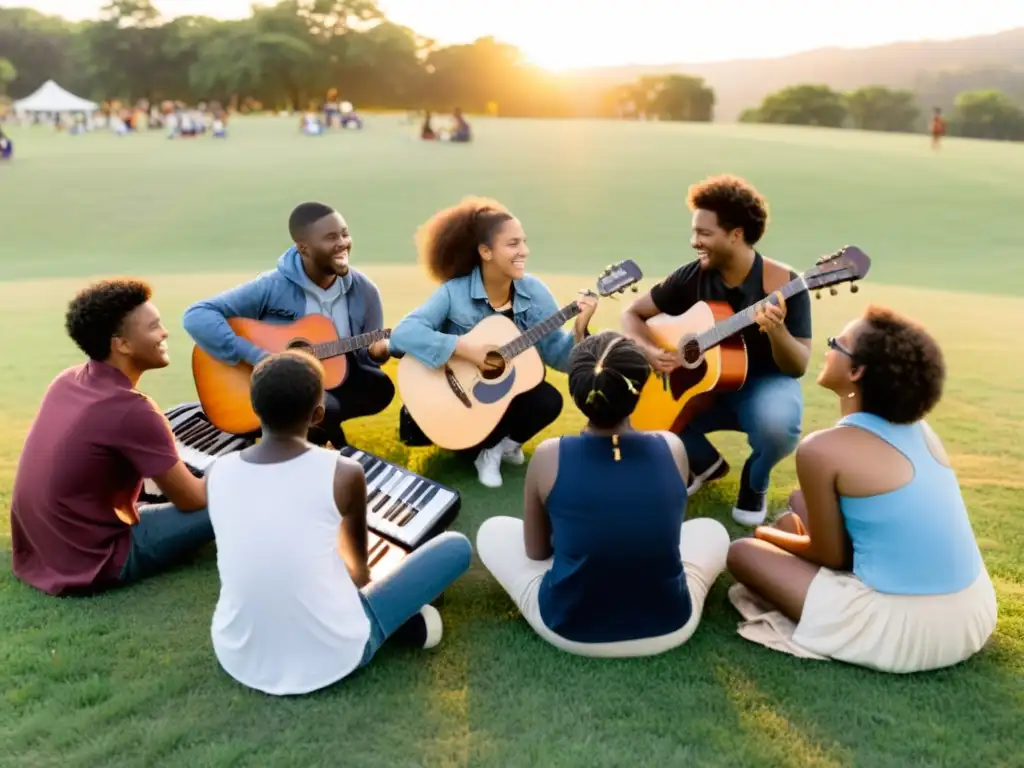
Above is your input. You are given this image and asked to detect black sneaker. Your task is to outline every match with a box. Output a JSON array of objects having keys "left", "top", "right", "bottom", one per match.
[
  {"left": 732, "top": 459, "right": 767, "bottom": 526},
  {"left": 390, "top": 605, "right": 444, "bottom": 649},
  {"left": 687, "top": 454, "right": 730, "bottom": 495}
]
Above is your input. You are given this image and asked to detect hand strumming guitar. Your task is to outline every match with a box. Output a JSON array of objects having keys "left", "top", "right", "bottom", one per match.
[
  {"left": 454, "top": 338, "right": 503, "bottom": 373},
  {"left": 643, "top": 344, "right": 680, "bottom": 375}
]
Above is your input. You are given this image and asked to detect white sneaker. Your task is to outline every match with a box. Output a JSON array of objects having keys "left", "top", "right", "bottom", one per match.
[
  {"left": 474, "top": 444, "right": 504, "bottom": 488},
  {"left": 420, "top": 604, "right": 443, "bottom": 649},
  {"left": 499, "top": 437, "right": 525, "bottom": 465}
]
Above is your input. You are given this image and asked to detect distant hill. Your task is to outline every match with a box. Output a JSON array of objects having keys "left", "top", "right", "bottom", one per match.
[{"left": 567, "top": 28, "right": 1024, "bottom": 121}]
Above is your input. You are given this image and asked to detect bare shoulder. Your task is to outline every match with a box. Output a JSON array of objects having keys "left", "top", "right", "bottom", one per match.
[
  {"left": 655, "top": 430, "right": 686, "bottom": 459},
  {"left": 333, "top": 453, "right": 366, "bottom": 490},
  {"left": 919, "top": 420, "right": 952, "bottom": 467},
  {"left": 531, "top": 437, "right": 560, "bottom": 462},
  {"left": 796, "top": 426, "right": 849, "bottom": 463}
]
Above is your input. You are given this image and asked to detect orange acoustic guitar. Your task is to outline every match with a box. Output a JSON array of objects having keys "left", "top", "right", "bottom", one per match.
[
  {"left": 397, "top": 260, "right": 644, "bottom": 451},
  {"left": 192, "top": 314, "right": 391, "bottom": 435},
  {"left": 630, "top": 246, "right": 871, "bottom": 434}
]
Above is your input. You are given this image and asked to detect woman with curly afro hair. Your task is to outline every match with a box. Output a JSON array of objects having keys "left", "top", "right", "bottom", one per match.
[
  {"left": 726, "top": 305, "right": 997, "bottom": 673},
  {"left": 390, "top": 196, "right": 598, "bottom": 489}
]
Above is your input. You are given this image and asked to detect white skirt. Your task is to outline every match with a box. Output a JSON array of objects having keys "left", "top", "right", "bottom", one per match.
[{"left": 730, "top": 566, "right": 998, "bottom": 673}]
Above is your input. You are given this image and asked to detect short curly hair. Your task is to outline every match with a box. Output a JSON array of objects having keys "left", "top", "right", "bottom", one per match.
[
  {"left": 687, "top": 174, "right": 769, "bottom": 245},
  {"left": 64, "top": 278, "right": 153, "bottom": 361},
  {"left": 250, "top": 350, "right": 325, "bottom": 432},
  {"left": 415, "top": 196, "right": 515, "bottom": 282},
  {"left": 851, "top": 305, "right": 945, "bottom": 424}
]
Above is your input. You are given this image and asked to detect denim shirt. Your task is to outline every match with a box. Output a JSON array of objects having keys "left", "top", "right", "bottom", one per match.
[{"left": 389, "top": 267, "right": 578, "bottom": 373}]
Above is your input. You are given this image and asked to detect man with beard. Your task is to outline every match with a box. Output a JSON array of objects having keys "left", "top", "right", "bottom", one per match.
[
  {"left": 621, "top": 175, "right": 812, "bottom": 527},
  {"left": 183, "top": 203, "right": 393, "bottom": 448}
]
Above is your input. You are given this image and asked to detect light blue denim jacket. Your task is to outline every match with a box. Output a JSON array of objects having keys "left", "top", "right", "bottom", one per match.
[{"left": 389, "top": 267, "right": 578, "bottom": 372}]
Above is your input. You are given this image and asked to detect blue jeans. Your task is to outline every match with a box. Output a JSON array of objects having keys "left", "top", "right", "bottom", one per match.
[
  {"left": 679, "top": 374, "right": 802, "bottom": 493},
  {"left": 120, "top": 503, "right": 215, "bottom": 583},
  {"left": 356, "top": 531, "right": 473, "bottom": 666}
]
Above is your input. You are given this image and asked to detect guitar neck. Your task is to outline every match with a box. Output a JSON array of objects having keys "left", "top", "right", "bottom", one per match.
[
  {"left": 697, "top": 276, "right": 808, "bottom": 352},
  {"left": 312, "top": 328, "right": 388, "bottom": 360},
  {"left": 498, "top": 302, "right": 580, "bottom": 360}
]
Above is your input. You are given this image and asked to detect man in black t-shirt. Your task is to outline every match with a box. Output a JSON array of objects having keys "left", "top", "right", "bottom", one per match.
[{"left": 621, "top": 174, "right": 812, "bottom": 526}]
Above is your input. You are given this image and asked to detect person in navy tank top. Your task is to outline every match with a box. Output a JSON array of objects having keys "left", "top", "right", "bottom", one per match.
[
  {"left": 727, "top": 305, "right": 997, "bottom": 673},
  {"left": 476, "top": 332, "right": 730, "bottom": 658}
]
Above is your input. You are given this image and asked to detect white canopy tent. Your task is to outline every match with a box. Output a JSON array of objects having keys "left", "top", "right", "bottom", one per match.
[{"left": 13, "top": 80, "right": 99, "bottom": 116}]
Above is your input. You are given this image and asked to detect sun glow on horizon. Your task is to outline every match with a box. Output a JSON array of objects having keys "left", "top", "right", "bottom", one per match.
[{"left": 14, "top": 0, "right": 1024, "bottom": 71}]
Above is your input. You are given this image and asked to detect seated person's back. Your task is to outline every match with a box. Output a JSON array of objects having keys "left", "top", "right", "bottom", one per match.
[
  {"left": 475, "top": 332, "right": 731, "bottom": 657},
  {"left": 539, "top": 429, "right": 690, "bottom": 642},
  {"left": 208, "top": 441, "right": 370, "bottom": 694},
  {"left": 206, "top": 350, "right": 473, "bottom": 695},
  {"left": 836, "top": 411, "right": 982, "bottom": 595}
]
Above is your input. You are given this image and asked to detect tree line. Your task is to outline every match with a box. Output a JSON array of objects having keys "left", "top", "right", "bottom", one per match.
[{"left": 1, "top": 0, "right": 1022, "bottom": 140}]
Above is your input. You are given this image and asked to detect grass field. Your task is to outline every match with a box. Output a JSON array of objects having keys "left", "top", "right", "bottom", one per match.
[{"left": 1, "top": 115, "right": 1022, "bottom": 768}]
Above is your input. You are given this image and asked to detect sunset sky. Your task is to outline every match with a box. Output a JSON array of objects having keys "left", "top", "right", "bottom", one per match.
[{"left": 16, "top": 0, "right": 1024, "bottom": 71}]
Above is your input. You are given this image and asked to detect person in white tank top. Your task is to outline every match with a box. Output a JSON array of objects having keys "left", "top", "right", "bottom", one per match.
[{"left": 205, "top": 350, "right": 473, "bottom": 695}]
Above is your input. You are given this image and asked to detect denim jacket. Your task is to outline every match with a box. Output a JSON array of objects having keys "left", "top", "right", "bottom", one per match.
[
  {"left": 181, "top": 247, "right": 385, "bottom": 370},
  {"left": 389, "top": 267, "right": 578, "bottom": 373}
]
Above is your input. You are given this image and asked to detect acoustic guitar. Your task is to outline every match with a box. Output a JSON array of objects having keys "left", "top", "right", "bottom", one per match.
[
  {"left": 629, "top": 246, "right": 871, "bottom": 434},
  {"left": 192, "top": 313, "right": 391, "bottom": 435},
  {"left": 397, "top": 260, "right": 644, "bottom": 451}
]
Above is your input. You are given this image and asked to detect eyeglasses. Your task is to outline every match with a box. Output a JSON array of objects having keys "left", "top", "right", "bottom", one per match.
[{"left": 827, "top": 336, "right": 853, "bottom": 358}]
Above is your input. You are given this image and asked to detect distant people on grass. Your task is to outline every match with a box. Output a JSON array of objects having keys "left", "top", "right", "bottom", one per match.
[
  {"left": 0, "top": 126, "right": 12, "bottom": 160},
  {"left": 727, "top": 305, "right": 998, "bottom": 674},
  {"left": 421, "top": 111, "right": 437, "bottom": 140},
  {"left": 931, "top": 108, "right": 946, "bottom": 150},
  {"left": 338, "top": 100, "right": 363, "bottom": 130},
  {"left": 448, "top": 107, "right": 471, "bottom": 143}
]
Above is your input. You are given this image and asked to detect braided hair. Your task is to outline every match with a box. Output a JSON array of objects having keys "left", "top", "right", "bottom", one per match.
[{"left": 568, "top": 332, "right": 651, "bottom": 458}]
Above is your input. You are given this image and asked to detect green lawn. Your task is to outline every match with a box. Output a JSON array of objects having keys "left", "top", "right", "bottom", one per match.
[{"left": 1, "top": 116, "right": 1021, "bottom": 768}]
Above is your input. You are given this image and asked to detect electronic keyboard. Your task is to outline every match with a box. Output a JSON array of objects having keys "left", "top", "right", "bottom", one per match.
[
  {"left": 338, "top": 445, "right": 461, "bottom": 549},
  {"left": 142, "top": 402, "right": 460, "bottom": 551}
]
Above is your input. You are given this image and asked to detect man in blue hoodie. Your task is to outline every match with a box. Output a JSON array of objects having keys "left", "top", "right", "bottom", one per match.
[{"left": 182, "top": 202, "right": 393, "bottom": 447}]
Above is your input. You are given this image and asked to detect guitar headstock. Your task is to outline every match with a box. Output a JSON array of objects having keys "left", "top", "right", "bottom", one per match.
[
  {"left": 595, "top": 259, "right": 644, "bottom": 297},
  {"left": 804, "top": 246, "right": 871, "bottom": 298}
]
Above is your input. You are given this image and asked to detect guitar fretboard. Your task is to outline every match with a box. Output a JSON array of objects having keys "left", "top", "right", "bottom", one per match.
[
  {"left": 697, "top": 276, "right": 808, "bottom": 352},
  {"left": 499, "top": 303, "right": 581, "bottom": 360},
  {"left": 311, "top": 328, "right": 390, "bottom": 360}
]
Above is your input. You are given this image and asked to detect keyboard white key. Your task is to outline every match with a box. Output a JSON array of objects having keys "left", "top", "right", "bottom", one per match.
[{"left": 342, "top": 447, "right": 460, "bottom": 548}]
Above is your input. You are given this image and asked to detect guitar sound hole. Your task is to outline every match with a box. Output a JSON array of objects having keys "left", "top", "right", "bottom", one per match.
[
  {"left": 480, "top": 352, "right": 507, "bottom": 381},
  {"left": 680, "top": 338, "right": 703, "bottom": 369},
  {"left": 286, "top": 339, "right": 312, "bottom": 352}
]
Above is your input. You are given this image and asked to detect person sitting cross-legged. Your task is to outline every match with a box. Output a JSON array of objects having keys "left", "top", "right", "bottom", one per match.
[
  {"left": 10, "top": 279, "right": 210, "bottom": 597},
  {"left": 476, "top": 332, "right": 730, "bottom": 657},
  {"left": 727, "top": 306, "right": 998, "bottom": 673},
  {"left": 205, "top": 350, "right": 473, "bottom": 695}
]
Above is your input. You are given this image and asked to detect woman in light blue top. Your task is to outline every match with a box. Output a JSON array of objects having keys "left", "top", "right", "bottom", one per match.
[{"left": 727, "top": 305, "right": 997, "bottom": 673}]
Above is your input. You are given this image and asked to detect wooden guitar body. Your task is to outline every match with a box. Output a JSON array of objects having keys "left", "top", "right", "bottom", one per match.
[
  {"left": 192, "top": 314, "right": 349, "bottom": 435},
  {"left": 396, "top": 314, "right": 546, "bottom": 451},
  {"left": 630, "top": 301, "right": 748, "bottom": 433}
]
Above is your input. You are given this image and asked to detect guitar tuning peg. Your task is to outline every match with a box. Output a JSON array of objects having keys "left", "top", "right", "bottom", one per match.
[
  {"left": 850, "top": 283, "right": 859, "bottom": 293},
  {"left": 829, "top": 287, "right": 838, "bottom": 296}
]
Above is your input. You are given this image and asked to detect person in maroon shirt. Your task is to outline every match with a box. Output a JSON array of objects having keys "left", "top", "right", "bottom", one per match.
[{"left": 10, "top": 278, "right": 210, "bottom": 596}]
